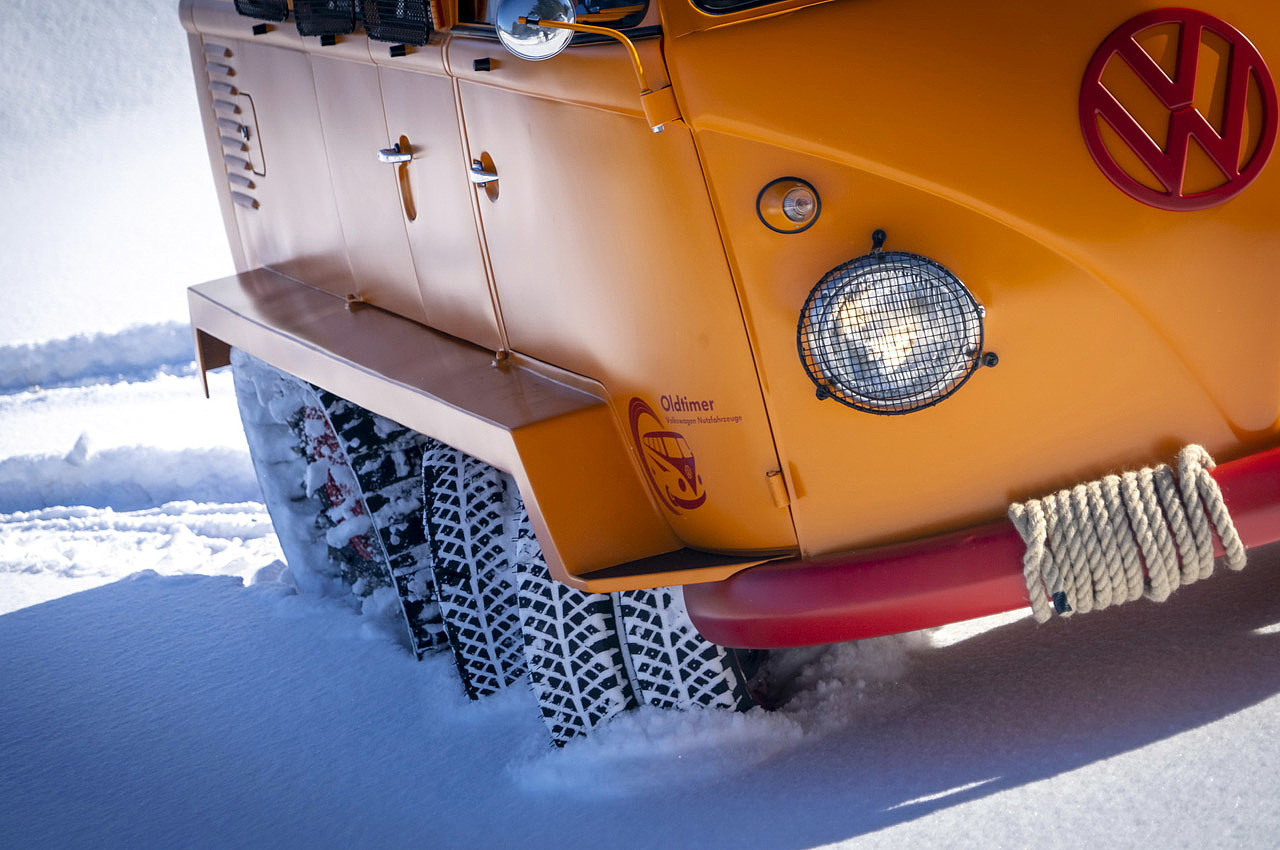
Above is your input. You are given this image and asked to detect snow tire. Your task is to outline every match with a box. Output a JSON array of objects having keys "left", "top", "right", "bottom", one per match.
[
  {"left": 423, "top": 442, "right": 528, "bottom": 699},
  {"left": 616, "top": 588, "right": 755, "bottom": 712},
  {"left": 320, "top": 391, "right": 448, "bottom": 656},
  {"left": 513, "top": 504, "right": 638, "bottom": 745},
  {"left": 234, "top": 352, "right": 754, "bottom": 742}
]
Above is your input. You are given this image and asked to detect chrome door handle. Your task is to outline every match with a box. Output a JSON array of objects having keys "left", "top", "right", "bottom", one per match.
[
  {"left": 378, "top": 143, "right": 412, "bottom": 164},
  {"left": 469, "top": 160, "right": 499, "bottom": 185}
]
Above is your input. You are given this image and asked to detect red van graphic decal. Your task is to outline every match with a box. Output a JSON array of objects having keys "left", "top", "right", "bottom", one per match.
[{"left": 628, "top": 397, "right": 706, "bottom": 514}]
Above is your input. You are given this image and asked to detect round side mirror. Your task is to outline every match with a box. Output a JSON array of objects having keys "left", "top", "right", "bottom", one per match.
[{"left": 495, "top": 0, "right": 576, "bottom": 61}]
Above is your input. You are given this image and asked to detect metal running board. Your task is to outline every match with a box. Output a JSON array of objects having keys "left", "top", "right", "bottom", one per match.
[{"left": 190, "top": 269, "right": 761, "bottom": 592}]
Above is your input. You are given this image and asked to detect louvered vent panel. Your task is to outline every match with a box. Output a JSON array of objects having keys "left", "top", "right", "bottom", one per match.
[{"left": 203, "top": 44, "right": 262, "bottom": 211}]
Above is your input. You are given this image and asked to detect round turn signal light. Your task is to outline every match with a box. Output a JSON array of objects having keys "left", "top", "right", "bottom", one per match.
[{"left": 757, "top": 177, "right": 820, "bottom": 233}]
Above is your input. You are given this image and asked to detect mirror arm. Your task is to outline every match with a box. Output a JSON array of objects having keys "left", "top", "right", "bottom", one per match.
[
  {"left": 518, "top": 17, "right": 681, "bottom": 132},
  {"left": 521, "top": 17, "right": 651, "bottom": 88}
]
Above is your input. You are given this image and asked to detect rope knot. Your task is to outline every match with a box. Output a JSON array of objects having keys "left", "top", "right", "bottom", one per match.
[{"left": 1008, "top": 445, "right": 1245, "bottom": 623}]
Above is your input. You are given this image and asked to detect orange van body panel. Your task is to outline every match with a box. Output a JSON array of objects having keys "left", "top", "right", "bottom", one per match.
[
  {"left": 665, "top": 0, "right": 1280, "bottom": 554},
  {"left": 182, "top": 0, "right": 1280, "bottom": 595}
]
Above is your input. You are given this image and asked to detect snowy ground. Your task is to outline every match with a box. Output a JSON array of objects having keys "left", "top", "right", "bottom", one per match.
[
  {"left": 3, "top": 2, "right": 1280, "bottom": 847},
  {"left": 3, "top": 329, "right": 1279, "bottom": 849}
]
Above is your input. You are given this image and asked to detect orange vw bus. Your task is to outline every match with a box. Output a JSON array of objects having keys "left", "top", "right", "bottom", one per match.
[{"left": 182, "top": 0, "right": 1280, "bottom": 740}]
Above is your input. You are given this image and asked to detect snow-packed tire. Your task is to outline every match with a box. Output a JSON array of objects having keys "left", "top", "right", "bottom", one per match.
[
  {"left": 231, "top": 351, "right": 329, "bottom": 587},
  {"left": 423, "top": 442, "right": 527, "bottom": 699},
  {"left": 231, "top": 351, "right": 447, "bottom": 655},
  {"left": 235, "top": 352, "right": 754, "bottom": 740},
  {"left": 320, "top": 391, "right": 448, "bottom": 656},
  {"left": 513, "top": 505, "right": 638, "bottom": 745},
  {"left": 231, "top": 350, "right": 379, "bottom": 596},
  {"left": 616, "top": 588, "right": 755, "bottom": 712},
  {"left": 295, "top": 401, "right": 394, "bottom": 597}
]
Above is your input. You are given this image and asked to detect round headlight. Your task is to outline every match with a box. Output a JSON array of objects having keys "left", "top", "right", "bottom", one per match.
[{"left": 797, "top": 249, "right": 984, "bottom": 415}]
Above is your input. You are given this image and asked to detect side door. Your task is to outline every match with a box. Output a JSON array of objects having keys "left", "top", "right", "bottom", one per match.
[
  {"left": 307, "top": 38, "right": 429, "bottom": 324},
  {"left": 446, "top": 3, "right": 798, "bottom": 555},
  {"left": 189, "top": 0, "right": 502, "bottom": 350},
  {"left": 311, "top": 32, "right": 504, "bottom": 347},
  {"left": 372, "top": 46, "right": 505, "bottom": 350}
]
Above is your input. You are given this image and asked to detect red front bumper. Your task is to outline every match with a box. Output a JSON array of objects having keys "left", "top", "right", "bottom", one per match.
[{"left": 684, "top": 446, "right": 1280, "bottom": 648}]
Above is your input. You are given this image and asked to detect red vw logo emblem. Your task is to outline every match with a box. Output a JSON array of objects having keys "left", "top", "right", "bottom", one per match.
[{"left": 1080, "top": 9, "right": 1277, "bottom": 210}]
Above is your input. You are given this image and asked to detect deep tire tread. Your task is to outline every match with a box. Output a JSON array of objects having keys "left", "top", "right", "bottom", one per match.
[
  {"left": 617, "top": 588, "right": 755, "bottom": 712},
  {"left": 234, "top": 350, "right": 753, "bottom": 741},
  {"left": 514, "top": 505, "right": 637, "bottom": 745},
  {"left": 423, "top": 443, "right": 527, "bottom": 699}
]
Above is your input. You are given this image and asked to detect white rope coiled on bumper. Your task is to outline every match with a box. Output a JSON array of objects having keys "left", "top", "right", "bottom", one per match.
[{"left": 1008, "top": 446, "right": 1247, "bottom": 623}]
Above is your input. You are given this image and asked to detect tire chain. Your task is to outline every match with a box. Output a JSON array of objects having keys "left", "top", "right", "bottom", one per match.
[
  {"left": 289, "top": 402, "right": 392, "bottom": 597},
  {"left": 232, "top": 351, "right": 391, "bottom": 599}
]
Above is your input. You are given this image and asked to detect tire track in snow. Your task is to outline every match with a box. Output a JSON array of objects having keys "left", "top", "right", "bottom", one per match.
[
  {"left": 0, "top": 501, "right": 285, "bottom": 615},
  {"left": 0, "top": 356, "right": 283, "bottom": 613},
  {"left": 0, "top": 445, "right": 261, "bottom": 514}
]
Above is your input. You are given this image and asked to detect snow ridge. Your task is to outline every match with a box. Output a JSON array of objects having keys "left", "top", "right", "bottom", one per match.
[
  {"left": 0, "top": 445, "right": 260, "bottom": 514},
  {"left": 0, "top": 322, "right": 196, "bottom": 394}
]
